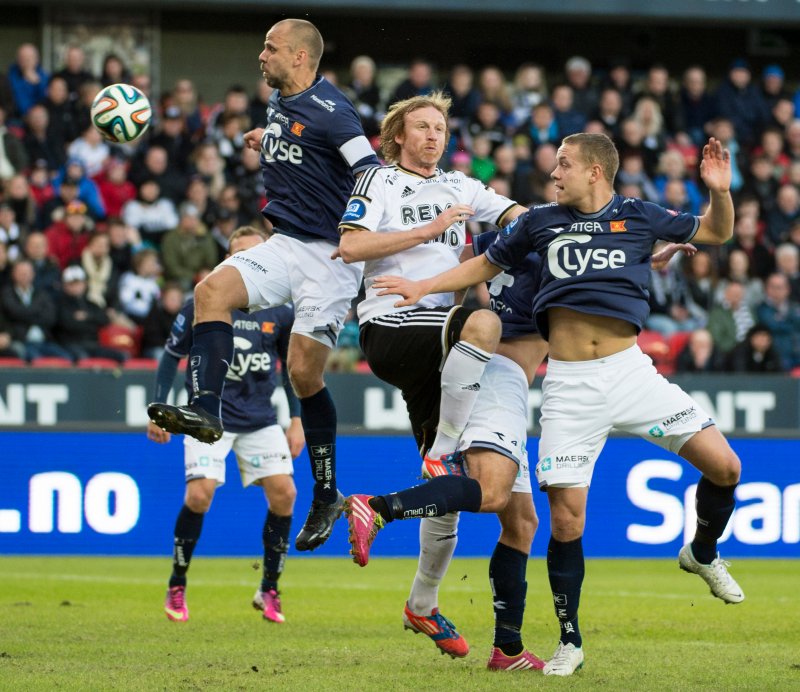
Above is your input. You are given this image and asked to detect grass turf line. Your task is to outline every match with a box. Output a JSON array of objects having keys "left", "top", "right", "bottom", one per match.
[{"left": 0, "top": 556, "right": 798, "bottom": 690}]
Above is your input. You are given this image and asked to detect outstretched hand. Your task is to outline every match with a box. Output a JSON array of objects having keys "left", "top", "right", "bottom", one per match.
[
  {"left": 243, "top": 128, "right": 265, "bottom": 152},
  {"left": 650, "top": 242, "right": 697, "bottom": 271},
  {"left": 699, "top": 137, "right": 731, "bottom": 193},
  {"left": 372, "top": 275, "right": 428, "bottom": 308},
  {"left": 147, "top": 420, "right": 171, "bottom": 444}
]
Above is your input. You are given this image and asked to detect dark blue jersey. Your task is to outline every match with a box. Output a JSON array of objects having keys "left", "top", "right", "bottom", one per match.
[
  {"left": 259, "top": 76, "right": 379, "bottom": 242},
  {"left": 485, "top": 195, "right": 699, "bottom": 339},
  {"left": 165, "top": 300, "right": 295, "bottom": 433},
  {"left": 473, "top": 230, "right": 541, "bottom": 339}
]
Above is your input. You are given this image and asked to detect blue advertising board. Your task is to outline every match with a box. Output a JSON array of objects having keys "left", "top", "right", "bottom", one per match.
[{"left": 0, "top": 433, "right": 797, "bottom": 558}]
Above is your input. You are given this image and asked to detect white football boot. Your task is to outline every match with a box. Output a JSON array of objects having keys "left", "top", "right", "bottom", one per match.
[{"left": 678, "top": 543, "right": 745, "bottom": 604}]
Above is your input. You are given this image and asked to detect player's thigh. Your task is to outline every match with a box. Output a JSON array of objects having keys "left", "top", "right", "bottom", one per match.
[
  {"left": 218, "top": 234, "right": 293, "bottom": 310},
  {"left": 536, "top": 362, "right": 611, "bottom": 491},
  {"left": 184, "top": 432, "right": 234, "bottom": 486},
  {"left": 196, "top": 265, "right": 250, "bottom": 314},
  {"left": 677, "top": 425, "right": 741, "bottom": 486},
  {"left": 231, "top": 424, "right": 294, "bottom": 489},
  {"left": 285, "top": 238, "right": 363, "bottom": 349}
]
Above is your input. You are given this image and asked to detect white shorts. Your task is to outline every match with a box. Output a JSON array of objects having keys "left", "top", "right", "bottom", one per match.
[
  {"left": 535, "top": 344, "right": 714, "bottom": 490},
  {"left": 221, "top": 234, "right": 363, "bottom": 349},
  {"left": 458, "top": 354, "right": 532, "bottom": 494},
  {"left": 184, "top": 424, "right": 293, "bottom": 487}
]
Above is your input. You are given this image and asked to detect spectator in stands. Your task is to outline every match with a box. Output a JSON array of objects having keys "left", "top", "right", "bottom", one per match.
[
  {"left": 616, "top": 152, "right": 659, "bottom": 202},
  {"left": 707, "top": 280, "right": 755, "bottom": 354},
  {"left": 601, "top": 57, "right": 634, "bottom": 116},
  {"left": 725, "top": 323, "right": 784, "bottom": 373},
  {"left": 23, "top": 103, "right": 65, "bottom": 172},
  {"left": 631, "top": 96, "right": 667, "bottom": 164},
  {"left": 122, "top": 179, "right": 179, "bottom": 248},
  {"left": 653, "top": 149, "right": 705, "bottom": 215},
  {"left": 770, "top": 97, "right": 795, "bottom": 131},
  {"left": 774, "top": 243, "right": 800, "bottom": 302},
  {"left": 140, "top": 281, "right": 185, "bottom": 360},
  {"left": 756, "top": 272, "right": 800, "bottom": 369},
  {"left": 716, "top": 248, "right": 764, "bottom": 309},
  {"left": 510, "top": 62, "right": 547, "bottom": 128},
  {"left": 160, "top": 202, "right": 216, "bottom": 291},
  {"left": 53, "top": 158, "right": 105, "bottom": 220},
  {"left": 7, "top": 170, "right": 37, "bottom": 231},
  {"left": 130, "top": 145, "right": 186, "bottom": 204},
  {"left": 467, "top": 101, "right": 507, "bottom": 154},
  {"left": 147, "top": 105, "right": 194, "bottom": 174},
  {"left": 753, "top": 126, "right": 790, "bottom": 183},
  {"left": 591, "top": 87, "right": 624, "bottom": 139},
  {"left": 1, "top": 258, "right": 70, "bottom": 361},
  {"left": 550, "top": 83, "right": 586, "bottom": 137},
  {"left": 477, "top": 66, "right": 514, "bottom": 128},
  {"left": 249, "top": 78, "right": 273, "bottom": 129},
  {"left": 42, "top": 76, "right": 79, "bottom": 149},
  {"left": 0, "top": 105, "right": 29, "bottom": 179},
  {"left": 388, "top": 58, "right": 434, "bottom": 107},
  {"left": 715, "top": 58, "right": 771, "bottom": 148},
  {"left": 53, "top": 46, "right": 95, "bottom": 103},
  {"left": 526, "top": 141, "right": 557, "bottom": 204},
  {"left": 209, "top": 209, "right": 239, "bottom": 262},
  {"left": 100, "top": 53, "right": 132, "bottom": 88},
  {"left": 517, "top": 101, "right": 559, "bottom": 148},
  {"left": 616, "top": 117, "right": 659, "bottom": 177},
  {"left": 22, "top": 231, "right": 60, "bottom": 298},
  {"left": 229, "top": 146, "right": 263, "bottom": 223},
  {"left": 206, "top": 84, "right": 249, "bottom": 139},
  {"left": 67, "top": 123, "right": 110, "bottom": 177},
  {"left": 467, "top": 134, "right": 495, "bottom": 183},
  {"left": 563, "top": 55, "right": 598, "bottom": 117},
  {"left": 54, "top": 264, "right": 126, "bottom": 363},
  {"left": 36, "top": 176, "right": 79, "bottom": 230},
  {"left": 343, "top": 55, "right": 382, "bottom": 139},
  {"left": 675, "top": 328, "right": 725, "bottom": 373},
  {"left": 760, "top": 64, "right": 790, "bottom": 110},
  {"left": 785, "top": 119, "right": 800, "bottom": 163},
  {"left": 81, "top": 231, "right": 120, "bottom": 309},
  {"left": 73, "top": 80, "right": 102, "bottom": 134},
  {"left": 741, "top": 153, "right": 780, "bottom": 218},
  {"left": 215, "top": 183, "right": 251, "bottom": 227},
  {"left": 96, "top": 156, "right": 136, "bottom": 218},
  {"left": 635, "top": 63, "right": 682, "bottom": 135},
  {"left": 171, "top": 78, "right": 204, "bottom": 141},
  {"left": 27, "top": 159, "right": 54, "bottom": 211},
  {"left": 118, "top": 248, "right": 161, "bottom": 324},
  {"left": 45, "top": 199, "right": 93, "bottom": 270},
  {"left": 662, "top": 179, "right": 694, "bottom": 215},
  {"left": 646, "top": 253, "right": 703, "bottom": 336},
  {"left": 189, "top": 141, "right": 226, "bottom": 200},
  {"left": 212, "top": 112, "right": 248, "bottom": 179},
  {"left": 0, "top": 67, "right": 13, "bottom": 115},
  {"left": 8, "top": 43, "right": 49, "bottom": 117},
  {"left": 705, "top": 117, "right": 745, "bottom": 193},
  {"left": 183, "top": 174, "right": 217, "bottom": 229},
  {"left": 765, "top": 184, "right": 800, "bottom": 248},
  {"left": 0, "top": 241, "right": 10, "bottom": 290},
  {"left": 0, "top": 303, "right": 17, "bottom": 358},
  {"left": 0, "top": 202, "right": 23, "bottom": 261},
  {"left": 728, "top": 212, "right": 774, "bottom": 280},
  {"left": 107, "top": 216, "right": 140, "bottom": 275},
  {"left": 684, "top": 250, "right": 718, "bottom": 320}
]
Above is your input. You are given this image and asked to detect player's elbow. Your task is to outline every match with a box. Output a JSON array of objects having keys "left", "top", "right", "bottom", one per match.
[{"left": 338, "top": 233, "right": 363, "bottom": 264}]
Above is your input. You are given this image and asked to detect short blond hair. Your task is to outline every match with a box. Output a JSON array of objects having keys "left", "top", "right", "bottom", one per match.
[
  {"left": 379, "top": 91, "right": 451, "bottom": 164},
  {"left": 276, "top": 19, "right": 324, "bottom": 71},
  {"left": 562, "top": 132, "right": 619, "bottom": 185},
  {"left": 228, "top": 225, "right": 268, "bottom": 250}
]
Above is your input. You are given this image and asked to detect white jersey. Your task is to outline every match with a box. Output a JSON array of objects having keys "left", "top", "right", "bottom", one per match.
[{"left": 339, "top": 164, "right": 516, "bottom": 323}]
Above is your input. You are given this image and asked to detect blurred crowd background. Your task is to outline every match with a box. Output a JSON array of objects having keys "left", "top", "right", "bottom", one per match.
[{"left": 0, "top": 38, "right": 799, "bottom": 375}]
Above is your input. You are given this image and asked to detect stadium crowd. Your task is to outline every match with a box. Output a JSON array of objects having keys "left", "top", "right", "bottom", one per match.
[{"left": 0, "top": 41, "right": 799, "bottom": 373}]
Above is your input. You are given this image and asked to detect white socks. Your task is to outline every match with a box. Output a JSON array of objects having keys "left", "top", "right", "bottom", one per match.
[
  {"left": 428, "top": 341, "right": 492, "bottom": 460},
  {"left": 407, "top": 512, "right": 460, "bottom": 615}
]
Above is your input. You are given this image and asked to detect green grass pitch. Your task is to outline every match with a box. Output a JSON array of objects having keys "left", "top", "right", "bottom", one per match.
[{"left": 1, "top": 556, "right": 798, "bottom": 690}]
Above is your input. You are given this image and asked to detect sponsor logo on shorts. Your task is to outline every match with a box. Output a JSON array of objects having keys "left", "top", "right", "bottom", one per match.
[
  {"left": 539, "top": 457, "right": 552, "bottom": 472},
  {"left": 554, "top": 455, "right": 589, "bottom": 469},
  {"left": 658, "top": 406, "right": 698, "bottom": 433},
  {"left": 649, "top": 425, "right": 665, "bottom": 438},
  {"left": 231, "top": 255, "right": 268, "bottom": 274},
  {"left": 296, "top": 305, "right": 322, "bottom": 318},
  {"left": 342, "top": 199, "right": 366, "bottom": 222}
]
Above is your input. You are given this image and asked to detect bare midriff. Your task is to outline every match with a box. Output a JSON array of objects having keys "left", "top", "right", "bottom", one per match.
[{"left": 546, "top": 307, "right": 637, "bottom": 361}]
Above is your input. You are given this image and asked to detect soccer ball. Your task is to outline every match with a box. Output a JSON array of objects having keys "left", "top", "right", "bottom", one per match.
[{"left": 90, "top": 83, "right": 152, "bottom": 144}]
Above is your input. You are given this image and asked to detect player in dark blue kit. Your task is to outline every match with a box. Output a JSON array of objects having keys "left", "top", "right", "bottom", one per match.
[
  {"left": 147, "top": 19, "right": 380, "bottom": 551},
  {"left": 148, "top": 227, "right": 305, "bottom": 624},
  {"left": 373, "top": 133, "right": 743, "bottom": 675}
]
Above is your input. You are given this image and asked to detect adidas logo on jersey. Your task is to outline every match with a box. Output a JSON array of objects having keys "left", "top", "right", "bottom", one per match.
[
  {"left": 401, "top": 186, "right": 415, "bottom": 198},
  {"left": 462, "top": 383, "right": 481, "bottom": 391}
]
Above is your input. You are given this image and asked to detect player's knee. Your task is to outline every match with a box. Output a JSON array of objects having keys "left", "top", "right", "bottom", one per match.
[
  {"left": 710, "top": 449, "right": 742, "bottom": 487},
  {"left": 500, "top": 508, "right": 537, "bottom": 547},
  {"left": 479, "top": 481, "right": 512, "bottom": 513},
  {"left": 287, "top": 360, "right": 323, "bottom": 398},
  {"left": 461, "top": 309, "right": 501, "bottom": 352},
  {"left": 195, "top": 270, "right": 239, "bottom": 315},
  {"left": 185, "top": 489, "right": 213, "bottom": 513}
]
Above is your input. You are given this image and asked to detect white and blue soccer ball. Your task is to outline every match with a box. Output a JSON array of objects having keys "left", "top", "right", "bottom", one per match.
[{"left": 90, "top": 83, "right": 152, "bottom": 144}]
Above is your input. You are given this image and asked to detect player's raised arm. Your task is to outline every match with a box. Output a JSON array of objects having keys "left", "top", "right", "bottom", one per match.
[
  {"left": 373, "top": 253, "right": 501, "bottom": 307},
  {"left": 692, "top": 137, "right": 735, "bottom": 245}
]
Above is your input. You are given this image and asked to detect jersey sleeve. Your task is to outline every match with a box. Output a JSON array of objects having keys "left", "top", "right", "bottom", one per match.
[
  {"left": 329, "top": 105, "right": 380, "bottom": 174},
  {"left": 465, "top": 176, "right": 518, "bottom": 227},
  {"left": 472, "top": 229, "right": 499, "bottom": 256},
  {"left": 484, "top": 213, "right": 534, "bottom": 270},
  {"left": 642, "top": 201, "right": 700, "bottom": 243},
  {"left": 339, "top": 167, "right": 386, "bottom": 232},
  {"left": 164, "top": 300, "right": 194, "bottom": 358}
]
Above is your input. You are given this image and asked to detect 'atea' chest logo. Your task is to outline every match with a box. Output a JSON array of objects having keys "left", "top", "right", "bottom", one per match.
[{"left": 547, "top": 233, "right": 626, "bottom": 279}]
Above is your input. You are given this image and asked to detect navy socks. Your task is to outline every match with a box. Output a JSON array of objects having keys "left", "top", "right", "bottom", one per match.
[
  {"left": 692, "top": 476, "right": 737, "bottom": 564},
  {"left": 369, "top": 475, "right": 482, "bottom": 522},
  {"left": 490, "top": 542, "right": 529, "bottom": 655},
  {"left": 189, "top": 321, "right": 233, "bottom": 417},
  {"left": 169, "top": 504, "right": 205, "bottom": 587},
  {"left": 547, "top": 536, "right": 584, "bottom": 648},
  {"left": 262, "top": 511, "right": 292, "bottom": 593},
  {"left": 300, "top": 387, "right": 338, "bottom": 504}
]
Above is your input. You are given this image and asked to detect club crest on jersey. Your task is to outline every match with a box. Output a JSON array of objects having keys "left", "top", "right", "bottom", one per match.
[
  {"left": 342, "top": 199, "right": 366, "bottom": 222},
  {"left": 547, "top": 233, "right": 626, "bottom": 279},
  {"left": 291, "top": 121, "right": 305, "bottom": 137},
  {"left": 261, "top": 321, "right": 275, "bottom": 334},
  {"left": 610, "top": 220, "right": 627, "bottom": 232}
]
